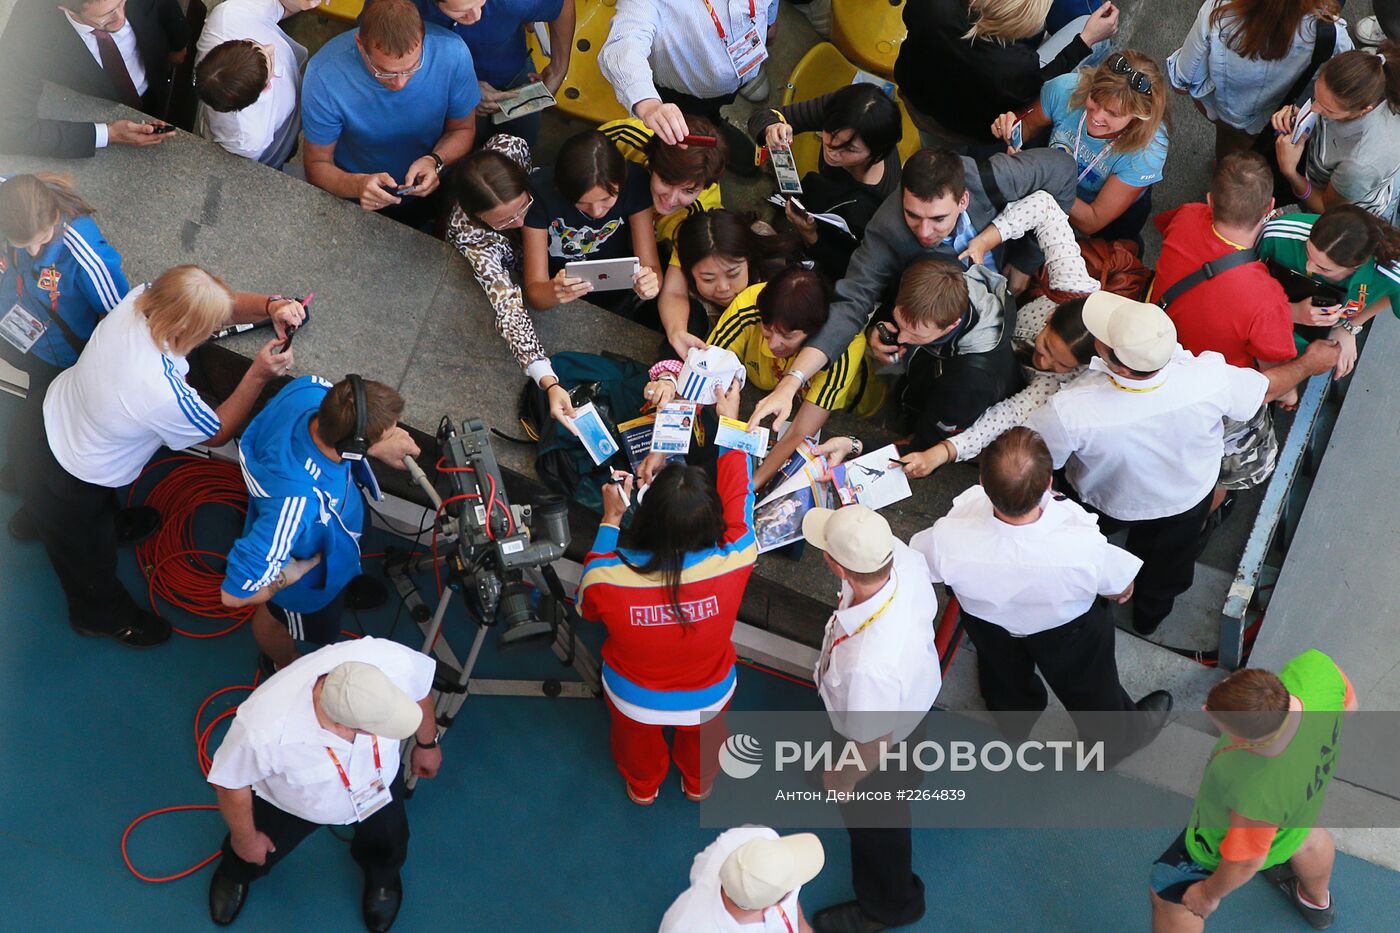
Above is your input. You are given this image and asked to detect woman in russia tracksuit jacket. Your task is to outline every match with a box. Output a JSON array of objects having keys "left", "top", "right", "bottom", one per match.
[
  {"left": 0, "top": 174, "right": 126, "bottom": 533},
  {"left": 578, "top": 384, "right": 757, "bottom": 805}
]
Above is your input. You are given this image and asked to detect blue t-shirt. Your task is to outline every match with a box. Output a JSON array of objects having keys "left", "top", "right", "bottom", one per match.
[
  {"left": 302, "top": 26, "right": 481, "bottom": 181},
  {"left": 410, "top": 0, "right": 560, "bottom": 87},
  {"left": 1040, "top": 71, "right": 1168, "bottom": 203}
]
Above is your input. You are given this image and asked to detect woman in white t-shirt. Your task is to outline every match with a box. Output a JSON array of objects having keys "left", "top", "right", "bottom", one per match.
[{"left": 18, "top": 265, "right": 302, "bottom": 648}]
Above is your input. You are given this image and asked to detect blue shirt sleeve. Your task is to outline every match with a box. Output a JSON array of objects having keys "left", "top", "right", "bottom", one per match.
[
  {"left": 222, "top": 495, "right": 311, "bottom": 598},
  {"left": 1106, "top": 130, "right": 1168, "bottom": 189},
  {"left": 300, "top": 49, "right": 344, "bottom": 147},
  {"left": 444, "top": 38, "right": 482, "bottom": 118},
  {"left": 65, "top": 220, "right": 128, "bottom": 314}
]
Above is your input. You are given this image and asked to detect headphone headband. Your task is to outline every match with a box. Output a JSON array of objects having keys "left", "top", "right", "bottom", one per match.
[{"left": 338, "top": 373, "right": 369, "bottom": 461}]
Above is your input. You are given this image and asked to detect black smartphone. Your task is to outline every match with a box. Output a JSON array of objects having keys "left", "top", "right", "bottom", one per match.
[
  {"left": 788, "top": 196, "right": 810, "bottom": 220},
  {"left": 275, "top": 294, "right": 312, "bottom": 354},
  {"left": 394, "top": 185, "right": 417, "bottom": 197},
  {"left": 876, "top": 321, "right": 899, "bottom": 346},
  {"left": 275, "top": 324, "right": 298, "bottom": 355},
  {"left": 149, "top": 123, "right": 177, "bottom": 135}
]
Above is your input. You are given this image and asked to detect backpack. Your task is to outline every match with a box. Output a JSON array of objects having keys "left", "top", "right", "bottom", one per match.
[{"left": 512, "top": 352, "right": 651, "bottom": 513}]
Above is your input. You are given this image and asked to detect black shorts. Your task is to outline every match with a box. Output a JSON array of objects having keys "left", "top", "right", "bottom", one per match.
[
  {"left": 267, "top": 590, "right": 346, "bottom": 646},
  {"left": 1149, "top": 831, "right": 1213, "bottom": 904}
]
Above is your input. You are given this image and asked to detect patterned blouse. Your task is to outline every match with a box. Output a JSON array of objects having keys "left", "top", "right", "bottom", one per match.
[
  {"left": 444, "top": 134, "right": 554, "bottom": 384},
  {"left": 948, "top": 191, "right": 1100, "bottom": 462}
]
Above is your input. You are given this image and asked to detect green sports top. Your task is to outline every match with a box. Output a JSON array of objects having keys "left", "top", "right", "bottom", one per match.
[
  {"left": 1184, "top": 649, "right": 1348, "bottom": 871},
  {"left": 1257, "top": 213, "right": 1400, "bottom": 318}
]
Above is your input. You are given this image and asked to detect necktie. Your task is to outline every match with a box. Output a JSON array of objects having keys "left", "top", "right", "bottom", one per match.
[{"left": 92, "top": 28, "right": 143, "bottom": 110}]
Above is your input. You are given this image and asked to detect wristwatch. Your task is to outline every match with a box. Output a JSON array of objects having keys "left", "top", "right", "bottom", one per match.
[
  {"left": 845, "top": 436, "right": 863, "bottom": 457},
  {"left": 427, "top": 151, "right": 445, "bottom": 174},
  {"left": 416, "top": 734, "right": 439, "bottom": 750},
  {"left": 1338, "top": 320, "right": 1363, "bottom": 337}
]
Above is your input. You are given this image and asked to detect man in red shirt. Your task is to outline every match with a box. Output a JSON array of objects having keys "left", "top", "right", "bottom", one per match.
[{"left": 1150, "top": 153, "right": 1320, "bottom": 503}]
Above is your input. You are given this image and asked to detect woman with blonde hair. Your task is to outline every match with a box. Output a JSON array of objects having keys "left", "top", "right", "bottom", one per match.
[
  {"left": 0, "top": 173, "right": 126, "bottom": 540},
  {"left": 1169, "top": 0, "right": 1351, "bottom": 159},
  {"left": 993, "top": 49, "right": 1170, "bottom": 243},
  {"left": 16, "top": 264, "right": 304, "bottom": 649},
  {"left": 896, "top": 0, "right": 1121, "bottom": 148}
]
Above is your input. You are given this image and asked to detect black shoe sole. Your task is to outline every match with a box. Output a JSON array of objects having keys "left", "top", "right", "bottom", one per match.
[{"left": 71, "top": 619, "right": 172, "bottom": 648}]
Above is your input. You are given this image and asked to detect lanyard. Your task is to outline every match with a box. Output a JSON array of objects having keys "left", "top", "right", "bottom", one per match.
[
  {"left": 325, "top": 735, "right": 381, "bottom": 790},
  {"left": 701, "top": 0, "right": 755, "bottom": 41},
  {"left": 770, "top": 904, "right": 794, "bottom": 933},
  {"left": 1105, "top": 373, "right": 1162, "bottom": 393},
  {"left": 1073, "top": 112, "right": 1116, "bottom": 184},
  {"left": 819, "top": 578, "right": 898, "bottom": 684}
]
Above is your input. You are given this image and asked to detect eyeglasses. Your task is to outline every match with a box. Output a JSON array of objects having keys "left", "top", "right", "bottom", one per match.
[
  {"left": 360, "top": 45, "right": 423, "bottom": 81},
  {"left": 485, "top": 194, "right": 533, "bottom": 231},
  {"left": 1106, "top": 53, "right": 1153, "bottom": 96}
]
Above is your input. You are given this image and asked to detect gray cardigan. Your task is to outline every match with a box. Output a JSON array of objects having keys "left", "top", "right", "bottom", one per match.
[{"left": 806, "top": 148, "right": 1079, "bottom": 363}]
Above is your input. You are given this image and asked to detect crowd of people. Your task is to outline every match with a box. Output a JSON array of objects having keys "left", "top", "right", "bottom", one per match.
[{"left": 0, "top": 0, "right": 1382, "bottom": 930}]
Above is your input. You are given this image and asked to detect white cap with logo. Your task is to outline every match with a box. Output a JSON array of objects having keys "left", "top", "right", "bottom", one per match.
[
  {"left": 719, "top": 832, "right": 826, "bottom": 910},
  {"left": 1081, "top": 290, "right": 1177, "bottom": 372},
  {"left": 320, "top": 661, "right": 424, "bottom": 740},
  {"left": 802, "top": 504, "right": 894, "bottom": 573}
]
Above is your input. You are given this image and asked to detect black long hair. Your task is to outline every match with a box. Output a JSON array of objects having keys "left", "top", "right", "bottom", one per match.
[{"left": 620, "top": 463, "right": 726, "bottom": 625}]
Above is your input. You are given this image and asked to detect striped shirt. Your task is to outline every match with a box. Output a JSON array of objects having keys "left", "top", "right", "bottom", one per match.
[
  {"left": 708, "top": 283, "right": 872, "bottom": 413},
  {"left": 598, "top": 0, "right": 777, "bottom": 114},
  {"left": 600, "top": 117, "right": 723, "bottom": 251},
  {"left": 44, "top": 283, "right": 221, "bottom": 487},
  {"left": 1257, "top": 212, "right": 1400, "bottom": 317}
]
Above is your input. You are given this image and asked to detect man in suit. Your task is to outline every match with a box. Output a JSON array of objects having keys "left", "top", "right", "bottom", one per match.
[{"left": 0, "top": 0, "right": 195, "bottom": 158}]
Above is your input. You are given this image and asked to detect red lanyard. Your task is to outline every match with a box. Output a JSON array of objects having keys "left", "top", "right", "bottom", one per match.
[
  {"left": 325, "top": 735, "right": 381, "bottom": 789},
  {"left": 770, "top": 904, "right": 794, "bottom": 933},
  {"left": 701, "top": 0, "right": 755, "bottom": 41}
]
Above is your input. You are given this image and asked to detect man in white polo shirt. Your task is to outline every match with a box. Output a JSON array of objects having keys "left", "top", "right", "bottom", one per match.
[
  {"left": 1024, "top": 292, "right": 1338, "bottom": 636},
  {"left": 194, "top": 0, "right": 324, "bottom": 168},
  {"left": 660, "top": 827, "right": 825, "bottom": 932},
  {"left": 801, "top": 505, "right": 940, "bottom": 933},
  {"left": 911, "top": 427, "right": 1171, "bottom": 763}
]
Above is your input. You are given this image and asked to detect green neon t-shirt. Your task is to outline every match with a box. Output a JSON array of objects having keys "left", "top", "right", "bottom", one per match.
[{"left": 1183, "top": 649, "right": 1347, "bottom": 871}]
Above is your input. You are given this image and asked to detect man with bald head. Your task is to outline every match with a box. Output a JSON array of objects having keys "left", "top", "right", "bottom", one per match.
[{"left": 911, "top": 427, "right": 1172, "bottom": 761}]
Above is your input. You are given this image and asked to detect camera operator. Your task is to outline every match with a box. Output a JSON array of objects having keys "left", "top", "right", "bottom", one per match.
[
  {"left": 221, "top": 375, "right": 420, "bottom": 672},
  {"left": 17, "top": 265, "right": 302, "bottom": 648}
]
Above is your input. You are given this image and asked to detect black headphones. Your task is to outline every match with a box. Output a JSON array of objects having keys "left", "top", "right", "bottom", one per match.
[{"left": 338, "top": 373, "right": 369, "bottom": 461}]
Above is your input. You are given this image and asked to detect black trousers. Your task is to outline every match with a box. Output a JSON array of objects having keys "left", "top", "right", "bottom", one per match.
[
  {"left": 657, "top": 85, "right": 737, "bottom": 123},
  {"left": 836, "top": 719, "right": 928, "bottom": 927},
  {"left": 14, "top": 426, "right": 145, "bottom": 633},
  {"left": 962, "top": 600, "right": 1139, "bottom": 752},
  {"left": 1080, "top": 491, "right": 1213, "bottom": 632},
  {"left": 216, "top": 775, "right": 410, "bottom": 888},
  {"left": 0, "top": 346, "right": 61, "bottom": 475}
]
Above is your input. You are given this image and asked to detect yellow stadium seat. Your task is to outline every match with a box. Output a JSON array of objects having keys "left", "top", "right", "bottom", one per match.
[
  {"left": 781, "top": 42, "right": 920, "bottom": 178},
  {"left": 527, "top": 0, "right": 628, "bottom": 125},
  {"left": 831, "top": 0, "right": 906, "bottom": 80},
  {"left": 318, "top": 0, "right": 364, "bottom": 25}
]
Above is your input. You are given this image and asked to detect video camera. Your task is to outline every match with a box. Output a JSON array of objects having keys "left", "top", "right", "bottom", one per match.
[{"left": 406, "top": 417, "right": 571, "bottom": 648}]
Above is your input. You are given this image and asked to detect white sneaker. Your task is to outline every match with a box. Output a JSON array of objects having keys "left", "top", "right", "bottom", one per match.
[
  {"left": 1356, "top": 15, "right": 1386, "bottom": 47},
  {"left": 795, "top": 0, "right": 833, "bottom": 37},
  {"left": 739, "top": 64, "right": 771, "bottom": 103}
]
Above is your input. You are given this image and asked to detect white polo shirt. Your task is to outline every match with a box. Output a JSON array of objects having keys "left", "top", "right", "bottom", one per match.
[
  {"left": 43, "top": 284, "right": 222, "bottom": 487},
  {"left": 207, "top": 638, "right": 435, "bottom": 825},
  {"left": 911, "top": 487, "right": 1142, "bottom": 636},
  {"left": 195, "top": 0, "right": 305, "bottom": 160},
  {"left": 814, "top": 541, "right": 942, "bottom": 744},
  {"left": 659, "top": 827, "right": 805, "bottom": 933},
  {"left": 1024, "top": 348, "right": 1268, "bottom": 521}
]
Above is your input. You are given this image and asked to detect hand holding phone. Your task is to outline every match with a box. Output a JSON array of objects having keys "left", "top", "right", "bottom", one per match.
[
  {"left": 149, "top": 123, "right": 177, "bottom": 135},
  {"left": 787, "top": 196, "right": 810, "bottom": 220},
  {"left": 1009, "top": 120, "right": 1024, "bottom": 152},
  {"left": 395, "top": 185, "right": 418, "bottom": 197}
]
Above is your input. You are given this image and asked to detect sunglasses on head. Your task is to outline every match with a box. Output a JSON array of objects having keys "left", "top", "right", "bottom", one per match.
[{"left": 1106, "top": 53, "right": 1153, "bottom": 96}]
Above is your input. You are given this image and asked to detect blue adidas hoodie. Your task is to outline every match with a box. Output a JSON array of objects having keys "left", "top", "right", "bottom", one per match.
[{"left": 223, "top": 375, "right": 381, "bottom": 613}]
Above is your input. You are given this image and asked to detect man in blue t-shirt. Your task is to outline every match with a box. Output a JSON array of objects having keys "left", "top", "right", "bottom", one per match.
[
  {"left": 221, "top": 375, "right": 420, "bottom": 670},
  {"left": 302, "top": 0, "right": 480, "bottom": 228},
  {"left": 411, "top": 0, "right": 574, "bottom": 145}
]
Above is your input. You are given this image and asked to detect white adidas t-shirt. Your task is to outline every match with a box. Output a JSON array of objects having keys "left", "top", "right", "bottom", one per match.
[{"left": 44, "top": 283, "right": 221, "bottom": 487}]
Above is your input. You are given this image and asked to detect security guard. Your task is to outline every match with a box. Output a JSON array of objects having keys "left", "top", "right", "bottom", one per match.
[{"left": 0, "top": 173, "right": 127, "bottom": 539}]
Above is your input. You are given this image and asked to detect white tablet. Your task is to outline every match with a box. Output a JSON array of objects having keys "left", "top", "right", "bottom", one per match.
[{"left": 564, "top": 257, "right": 640, "bottom": 292}]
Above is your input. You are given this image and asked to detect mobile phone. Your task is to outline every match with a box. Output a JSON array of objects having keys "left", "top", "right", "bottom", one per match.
[
  {"left": 787, "top": 196, "right": 810, "bottom": 220},
  {"left": 149, "top": 123, "right": 177, "bottom": 135},
  {"left": 394, "top": 185, "right": 418, "bottom": 197},
  {"left": 876, "top": 321, "right": 899, "bottom": 346},
  {"left": 1009, "top": 119, "right": 1023, "bottom": 151},
  {"left": 275, "top": 293, "right": 312, "bottom": 354},
  {"left": 681, "top": 134, "right": 718, "bottom": 148},
  {"left": 275, "top": 324, "right": 297, "bottom": 355}
]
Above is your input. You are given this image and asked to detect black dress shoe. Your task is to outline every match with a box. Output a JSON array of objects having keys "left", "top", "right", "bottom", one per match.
[
  {"left": 115, "top": 506, "right": 161, "bottom": 546},
  {"left": 1130, "top": 612, "right": 1163, "bottom": 636},
  {"left": 1134, "top": 689, "right": 1174, "bottom": 746},
  {"left": 812, "top": 901, "right": 890, "bottom": 933},
  {"left": 7, "top": 507, "right": 37, "bottom": 541},
  {"left": 71, "top": 609, "right": 172, "bottom": 648},
  {"left": 362, "top": 877, "right": 403, "bottom": 932},
  {"left": 209, "top": 864, "right": 249, "bottom": 926}
]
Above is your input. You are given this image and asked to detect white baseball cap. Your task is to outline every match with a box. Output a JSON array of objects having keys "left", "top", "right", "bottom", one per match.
[
  {"left": 1081, "top": 291, "right": 1177, "bottom": 372},
  {"left": 320, "top": 661, "right": 423, "bottom": 740},
  {"left": 802, "top": 505, "right": 894, "bottom": 574},
  {"left": 719, "top": 832, "right": 826, "bottom": 910}
]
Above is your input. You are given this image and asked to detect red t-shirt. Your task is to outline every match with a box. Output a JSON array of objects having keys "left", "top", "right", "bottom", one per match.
[{"left": 1151, "top": 203, "right": 1296, "bottom": 369}]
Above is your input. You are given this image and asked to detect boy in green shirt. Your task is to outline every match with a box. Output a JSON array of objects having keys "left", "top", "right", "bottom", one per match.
[{"left": 1149, "top": 650, "right": 1358, "bottom": 931}]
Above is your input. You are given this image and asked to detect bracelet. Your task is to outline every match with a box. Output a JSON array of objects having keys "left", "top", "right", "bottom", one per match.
[
  {"left": 416, "top": 736, "right": 439, "bottom": 750},
  {"left": 846, "top": 436, "right": 863, "bottom": 457},
  {"left": 1294, "top": 181, "right": 1313, "bottom": 201},
  {"left": 784, "top": 368, "right": 809, "bottom": 388},
  {"left": 428, "top": 151, "right": 445, "bottom": 174},
  {"left": 264, "top": 294, "right": 285, "bottom": 315},
  {"left": 1338, "top": 320, "right": 1363, "bottom": 337}
]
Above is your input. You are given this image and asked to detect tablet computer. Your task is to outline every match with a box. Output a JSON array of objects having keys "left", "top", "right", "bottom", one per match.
[{"left": 564, "top": 257, "right": 640, "bottom": 291}]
